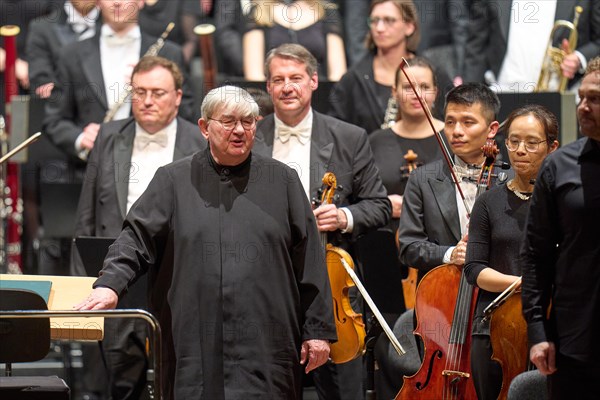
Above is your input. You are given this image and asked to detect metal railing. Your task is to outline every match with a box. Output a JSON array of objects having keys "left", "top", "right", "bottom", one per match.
[{"left": 0, "top": 309, "right": 162, "bottom": 399}]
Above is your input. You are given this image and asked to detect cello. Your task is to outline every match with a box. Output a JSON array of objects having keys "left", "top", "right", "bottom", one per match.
[
  {"left": 398, "top": 149, "right": 421, "bottom": 310},
  {"left": 395, "top": 58, "right": 499, "bottom": 399},
  {"left": 396, "top": 140, "right": 499, "bottom": 400},
  {"left": 318, "top": 172, "right": 366, "bottom": 364},
  {"left": 484, "top": 278, "right": 530, "bottom": 400}
]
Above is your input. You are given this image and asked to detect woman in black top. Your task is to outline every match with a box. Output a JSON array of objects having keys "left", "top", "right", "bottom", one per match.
[
  {"left": 358, "top": 56, "right": 443, "bottom": 315},
  {"left": 464, "top": 104, "right": 559, "bottom": 400},
  {"left": 329, "top": 0, "right": 420, "bottom": 133}
]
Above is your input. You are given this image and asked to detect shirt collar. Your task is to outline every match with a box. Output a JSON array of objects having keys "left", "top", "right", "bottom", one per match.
[
  {"left": 101, "top": 24, "right": 142, "bottom": 41},
  {"left": 135, "top": 117, "right": 177, "bottom": 143},
  {"left": 64, "top": 1, "right": 99, "bottom": 31},
  {"left": 274, "top": 109, "right": 313, "bottom": 139}
]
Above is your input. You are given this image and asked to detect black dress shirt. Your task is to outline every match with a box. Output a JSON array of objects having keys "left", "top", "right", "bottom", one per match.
[{"left": 521, "top": 137, "right": 600, "bottom": 364}]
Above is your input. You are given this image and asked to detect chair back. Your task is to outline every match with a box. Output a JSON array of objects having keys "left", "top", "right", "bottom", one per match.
[{"left": 0, "top": 288, "right": 50, "bottom": 364}]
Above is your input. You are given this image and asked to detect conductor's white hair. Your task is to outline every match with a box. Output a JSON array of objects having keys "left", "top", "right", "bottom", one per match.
[{"left": 201, "top": 85, "right": 260, "bottom": 119}]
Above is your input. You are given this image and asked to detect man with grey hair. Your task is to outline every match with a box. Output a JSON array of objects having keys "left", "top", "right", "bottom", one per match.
[
  {"left": 76, "top": 85, "right": 336, "bottom": 399},
  {"left": 254, "top": 43, "right": 392, "bottom": 400}
]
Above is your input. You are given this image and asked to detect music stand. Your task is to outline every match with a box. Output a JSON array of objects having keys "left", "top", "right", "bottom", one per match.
[{"left": 74, "top": 236, "right": 115, "bottom": 277}]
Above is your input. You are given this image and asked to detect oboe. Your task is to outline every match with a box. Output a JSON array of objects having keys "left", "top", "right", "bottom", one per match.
[{"left": 103, "top": 22, "right": 175, "bottom": 123}]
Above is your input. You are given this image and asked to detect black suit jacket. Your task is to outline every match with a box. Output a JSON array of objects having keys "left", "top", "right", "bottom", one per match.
[
  {"left": 398, "top": 159, "right": 462, "bottom": 271},
  {"left": 26, "top": 4, "right": 101, "bottom": 91},
  {"left": 253, "top": 110, "right": 391, "bottom": 243},
  {"left": 398, "top": 158, "right": 509, "bottom": 271},
  {"left": 43, "top": 29, "right": 196, "bottom": 159},
  {"left": 464, "top": 0, "right": 600, "bottom": 83},
  {"left": 71, "top": 116, "right": 206, "bottom": 278}
]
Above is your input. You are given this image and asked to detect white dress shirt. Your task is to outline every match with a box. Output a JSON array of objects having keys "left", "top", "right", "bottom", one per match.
[
  {"left": 496, "top": 0, "right": 557, "bottom": 92},
  {"left": 127, "top": 119, "right": 178, "bottom": 212},
  {"left": 443, "top": 157, "right": 480, "bottom": 263},
  {"left": 273, "top": 110, "right": 313, "bottom": 201},
  {"left": 100, "top": 24, "right": 141, "bottom": 121}
]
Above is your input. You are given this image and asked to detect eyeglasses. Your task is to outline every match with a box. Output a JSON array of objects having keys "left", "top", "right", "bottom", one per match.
[
  {"left": 132, "top": 88, "right": 172, "bottom": 100},
  {"left": 367, "top": 16, "right": 398, "bottom": 28},
  {"left": 208, "top": 117, "right": 256, "bottom": 131},
  {"left": 505, "top": 138, "right": 548, "bottom": 152}
]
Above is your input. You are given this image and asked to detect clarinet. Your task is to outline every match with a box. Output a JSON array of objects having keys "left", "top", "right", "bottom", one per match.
[
  {"left": 381, "top": 95, "right": 398, "bottom": 129},
  {"left": 103, "top": 22, "right": 175, "bottom": 123}
]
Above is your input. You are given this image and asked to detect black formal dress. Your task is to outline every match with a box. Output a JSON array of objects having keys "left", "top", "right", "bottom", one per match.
[{"left": 464, "top": 184, "right": 530, "bottom": 400}]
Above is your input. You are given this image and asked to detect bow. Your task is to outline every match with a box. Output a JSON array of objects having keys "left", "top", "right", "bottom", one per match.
[
  {"left": 277, "top": 125, "right": 311, "bottom": 145},
  {"left": 135, "top": 131, "right": 168, "bottom": 150}
]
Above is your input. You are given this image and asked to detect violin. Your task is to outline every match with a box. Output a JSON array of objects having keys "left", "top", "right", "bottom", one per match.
[
  {"left": 318, "top": 173, "right": 366, "bottom": 364},
  {"left": 398, "top": 149, "right": 421, "bottom": 310}
]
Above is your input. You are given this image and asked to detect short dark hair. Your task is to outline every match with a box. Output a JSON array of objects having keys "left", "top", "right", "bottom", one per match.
[
  {"left": 503, "top": 104, "right": 559, "bottom": 144},
  {"left": 264, "top": 43, "right": 318, "bottom": 80},
  {"left": 444, "top": 83, "right": 501, "bottom": 123},
  {"left": 131, "top": 56, "right": 183, "bottom": 90}
]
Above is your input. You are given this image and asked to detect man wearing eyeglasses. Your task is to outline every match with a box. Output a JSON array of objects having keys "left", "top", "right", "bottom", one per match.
[
  {"left": 253, "top": 43, "right": 392, "bottom": 400},
  {"left": 76, "top": 85, "right": 336, "bottom": 399},
  {"left": 72, "top": 55, "right": 206, "bottom": 400}
]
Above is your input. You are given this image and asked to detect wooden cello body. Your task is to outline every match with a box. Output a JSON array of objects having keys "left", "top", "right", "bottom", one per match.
[
  {"left": 489, "top": 292, "right": 528, "bottom": 400},
  {"left": 396, "top": 264, "right": 479, "bottom": 400}
]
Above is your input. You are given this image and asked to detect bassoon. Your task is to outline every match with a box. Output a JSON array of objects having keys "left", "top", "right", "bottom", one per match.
[{"left": 1, "top": 25, "right": 23, "bottom": 273}]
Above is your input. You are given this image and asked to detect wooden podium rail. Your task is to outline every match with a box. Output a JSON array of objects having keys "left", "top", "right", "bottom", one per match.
[{"left": 0, "top": 274, "right": 102, "bottom": 340}]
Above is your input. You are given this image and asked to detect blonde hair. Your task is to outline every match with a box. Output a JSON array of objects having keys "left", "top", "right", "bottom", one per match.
[
  {"left": 585, "top": 56, "right": 600, "bottom": 75},
  {"left": 249, "top": 0, "right": 332, "bottom": 27}
]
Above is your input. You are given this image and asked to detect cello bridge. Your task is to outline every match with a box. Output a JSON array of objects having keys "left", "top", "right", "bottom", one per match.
[{"left": 441, "top": 370, "right": 471, "bottom": 379}]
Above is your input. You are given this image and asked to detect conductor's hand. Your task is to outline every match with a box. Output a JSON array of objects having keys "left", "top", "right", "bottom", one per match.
[
  {"left": 560, "top": 39, "right": 581, "bottom": 79},
  {"left": 450, "top": 234, "right": 468, "bottom": 266},
  {"left": 300, "top": 339, "right": 330, "bottom": 374},
  {"left": 74, "top": 287, "right": 118, "bottom": 311},
  {"left": 530, "top": 341, "right": 557, "bottom": 375},
  {"left": 80, "top": 123, "right": 100, "bottom": 151},
  {"left": 314, "top": 204, "right": 347, "bottom": 232}
]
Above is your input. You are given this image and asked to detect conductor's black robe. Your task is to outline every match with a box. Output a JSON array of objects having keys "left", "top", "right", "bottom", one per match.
[{"left": 94, "top": 148, "right": 337, "bottom": 399}]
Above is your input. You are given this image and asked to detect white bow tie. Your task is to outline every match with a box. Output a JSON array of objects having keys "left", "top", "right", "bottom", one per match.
[
  {"left": 453, "top": 164, "right": 481, "bottom": 182},
  {"left": 103, "top": 33, "right": 137, "bottom": 47},
  {"left": 277, "top": 125, "right": 311, "bottom": 145},
  {"left": 135, "top": 131, "right": 168, "bottom": 150}
]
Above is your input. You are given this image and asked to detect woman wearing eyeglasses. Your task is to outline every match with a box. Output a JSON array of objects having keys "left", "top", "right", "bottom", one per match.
[
  {"left": 463, "top": 104, "right": 559, "bottom": 400},
  {"left": 329, "top": 0, "right": 420, "bottom": 134}
]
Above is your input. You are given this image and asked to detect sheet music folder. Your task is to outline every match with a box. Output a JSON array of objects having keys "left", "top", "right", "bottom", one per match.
[
  {"left": 74, "top": 236, "right": 116, "bottom": 277},
  {"left": 0, "top": 280, "right": 52, "bottom": 304}
]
